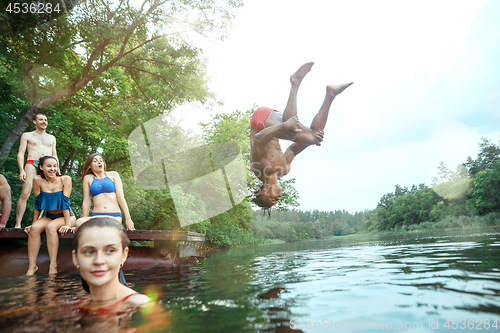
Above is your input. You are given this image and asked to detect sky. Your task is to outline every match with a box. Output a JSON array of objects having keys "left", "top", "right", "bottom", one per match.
[{"left": 172, "top": 0, "right": 500, "bottom": 213}]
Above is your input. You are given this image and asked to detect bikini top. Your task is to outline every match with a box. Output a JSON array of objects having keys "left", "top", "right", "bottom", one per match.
[
  {"left": 89, "top": 174, "right": 116, "bottom": 198},
  {"left": 34, "top": 191, "right": 70, "bottom": 211},
  {"left": 71, "top": 293, "right": 139, "bottom": 315}
]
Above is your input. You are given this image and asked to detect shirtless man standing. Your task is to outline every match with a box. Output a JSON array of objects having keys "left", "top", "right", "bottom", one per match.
[
  {"left": 0, "top": 174, "right": 12, "bottom": 230},
  {"left": 16, "top": 113, "right": 57, "bottom": 228},
  {"left": 250, "top": 62, "right": 352, "bottom": 208}
]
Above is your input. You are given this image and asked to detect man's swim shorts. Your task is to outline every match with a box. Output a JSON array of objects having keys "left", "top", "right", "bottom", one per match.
[
  {"left": 250, "top": 107, "right": 277, "bottom": 132},
  {"left": 26, "top": 160, "right": 39, "bottom": 168}
]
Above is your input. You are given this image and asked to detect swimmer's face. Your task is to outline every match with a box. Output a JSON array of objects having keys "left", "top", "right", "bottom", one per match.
[
  {"left": 256, "top": 184, "right": 282, "bottom": 207},
  {"left": 90, "top": 155, "right": 106, "bottom": 173},
  {"left": 33, "top": 115, "right": 48, "bottom": 130},
  {"left": 40, "top": 158, "right": 58, "bottom": 179},
  {"left": 72, "top": 226, "right": 128, "bottom": 290}
]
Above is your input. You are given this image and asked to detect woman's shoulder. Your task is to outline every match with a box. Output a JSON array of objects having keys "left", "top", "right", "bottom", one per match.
[
  {"left": 83, "top": 174, "right": 94, "bottom": 182},
  {"left": 124, "top": 293, "right": 149, "bottom": 306},
  {"left": 60, "top": 175, "right": 72, "bottom": 183},
  {"left": 107, "top": 171, "right": 121, "bottom": 181}
]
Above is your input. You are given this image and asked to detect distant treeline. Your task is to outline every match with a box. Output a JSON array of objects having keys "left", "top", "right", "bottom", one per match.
[
  {"left": 364, "top": 137, "right": 500, "bottom": 232},
  {"left": 252, "top": 209, "right": 369, "bottom": 242}
]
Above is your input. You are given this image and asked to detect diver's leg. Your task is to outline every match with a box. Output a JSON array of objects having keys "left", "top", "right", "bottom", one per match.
[
  {"left": 310, "top": 83, "right": 353, "bottom": 133},
  {"left": 282, "top": 62, "right": 314, "bottom": 122}
]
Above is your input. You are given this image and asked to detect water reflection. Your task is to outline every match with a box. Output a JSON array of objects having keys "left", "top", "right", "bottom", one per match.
[{"left": 0, "top": 229, "right": 499, "bottom": 332}]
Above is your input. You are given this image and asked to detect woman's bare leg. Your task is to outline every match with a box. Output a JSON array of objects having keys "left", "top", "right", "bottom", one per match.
[
  {"left": 26, "top": 218, "right": 51, "bottom": 275},
  {"left": 45, "top": 218, "right": 67, "bottom": 274},
  {"left": 282, "top": 62, "right": 314, "bottom": 122}
]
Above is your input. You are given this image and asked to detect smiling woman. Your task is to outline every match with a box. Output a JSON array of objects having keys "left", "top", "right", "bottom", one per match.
[
  {"left": 24, "top": 155, "right": 76, "bottom": 275},
  {"left": 71, "top": 218, "right": 149, "bottom": 314}
]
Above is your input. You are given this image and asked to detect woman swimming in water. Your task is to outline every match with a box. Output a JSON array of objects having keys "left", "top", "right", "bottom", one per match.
[
  {"left": 25, "top": 156, "right": 76, "bottom": 275},
  {"left": 71, "top": 217, "right": 148, "bottom": 314},
  {"left": 76, "top": 153, "right": 135, "bottom": 230}
]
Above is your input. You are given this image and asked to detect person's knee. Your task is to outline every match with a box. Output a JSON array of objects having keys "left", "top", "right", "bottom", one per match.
[
  {"left": 30, "top": 224, "right": 45, "bottom": 235},
  {"left": 45, "top": 223, "right": 59, "bottom": 234}
]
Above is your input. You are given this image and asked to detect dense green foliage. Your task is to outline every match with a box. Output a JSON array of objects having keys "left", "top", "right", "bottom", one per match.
[
  {"left": 0, "top": 0, "right": 243, "bottom": 233},
  {"left": 253, "top": 209, "right": 368, "bottom": 242},
  {"left": 364, "top": 137, "right": 500, "bottom": 232}
]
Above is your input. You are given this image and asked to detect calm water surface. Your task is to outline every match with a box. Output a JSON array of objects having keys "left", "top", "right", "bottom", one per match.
[{"left": 0, "top": 228, "right": 499, "bottom": 332}]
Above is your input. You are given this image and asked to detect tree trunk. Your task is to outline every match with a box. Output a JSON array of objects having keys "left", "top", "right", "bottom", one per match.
[
  {"left": 0, "top": 105, "right": 41, "bottom": 168},
  {"left": 0, "top": 61, "right": 114, "bottom": 168},
  {"left": 61, "top": 148, "right": 75, "bottom": 175}
]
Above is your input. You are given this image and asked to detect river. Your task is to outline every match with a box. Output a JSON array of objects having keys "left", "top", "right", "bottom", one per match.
[{"left": 0, "top": 228, "right": 499, "bottom": 332}]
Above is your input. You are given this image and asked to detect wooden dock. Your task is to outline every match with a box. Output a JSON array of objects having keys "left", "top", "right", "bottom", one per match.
[
  {"left": 0, "top": 228, "right": 207, "bottom": 278},
  {"left": 0, "top": 228, "right": 205, "bottom": 242}
]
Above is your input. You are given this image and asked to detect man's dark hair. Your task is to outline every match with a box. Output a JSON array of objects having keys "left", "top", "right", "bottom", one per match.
[{"left": 32, "top": 113, "right": 47, "bottom": 121}]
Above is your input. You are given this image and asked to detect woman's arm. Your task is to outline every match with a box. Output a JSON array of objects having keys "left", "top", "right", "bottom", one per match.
[
  {"left": 32, "top": 209, "right": 41, "bottom": 223},
  {"left": 32, "top": 178, "right": 41, "bottom": 222},
  {"left": 33, "top": 177, "right": 41, "bottom": 197},
  {"left": 62, "top": 176, "right": 72, "bottom": 198},
  {"left": 58, "top": 176, "right": 73, "bottom": 234},
  {"left": 81, "top": 176, "right": 92, "bottom": 217},
  {"left": 111, "top": 172, "right": 135, "bottom": 230}
]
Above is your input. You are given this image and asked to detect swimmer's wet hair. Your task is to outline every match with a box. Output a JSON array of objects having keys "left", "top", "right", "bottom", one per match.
[
  {"left": 251, "top": 185, "right": 267, "bottom": 207},
  {"left": 73, "top": 217, "right": 130, "bottom": 293},
  {"left": 250, "top": 186, "right": 273, "bottom": 217}
]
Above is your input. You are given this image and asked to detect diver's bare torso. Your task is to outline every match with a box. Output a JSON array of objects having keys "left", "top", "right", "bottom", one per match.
[{"left": 250, "top": 130, "right": 289, "bottom": 183}]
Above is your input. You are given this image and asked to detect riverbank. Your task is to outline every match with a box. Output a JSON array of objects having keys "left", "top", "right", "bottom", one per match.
[{"left": 257, "top": 213, "right": 500, "bottom": 244}]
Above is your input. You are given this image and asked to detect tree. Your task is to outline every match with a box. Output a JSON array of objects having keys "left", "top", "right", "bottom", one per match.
[
  {"left": 0, "top": 0, "right": 243, "bottom": 166},
  {"left": 463, "top": 137, "right": 500, "bottom": 177},
  {"left": 466, "top": 160, "right": 500, "bottom": 215}
]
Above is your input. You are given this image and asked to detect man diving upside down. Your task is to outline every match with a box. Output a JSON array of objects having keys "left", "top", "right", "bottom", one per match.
[{"left": 250, "top": 62, "right": 352, "bottom": 208}]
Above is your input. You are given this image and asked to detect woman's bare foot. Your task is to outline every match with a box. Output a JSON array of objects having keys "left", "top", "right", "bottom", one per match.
[
  {"left": 327, "top": 82, "right": 353, "bottom": 97},
  {"left": 26, "top": 265, "right": 38, "bottom": 276},
  {"left": 48, "top": 266, "right": 57, "bottom": 275},
  {"left": 290, "top": 62, "right": 314, "bottom": 86}
]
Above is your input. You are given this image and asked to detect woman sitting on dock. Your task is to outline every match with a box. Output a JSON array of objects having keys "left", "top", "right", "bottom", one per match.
[
  {"left": 71, "top": 217, "right": 148, "bottom": 314},
  {"left": 76, "top": 153, "right": 135, "bottom": 230},
  {"left": 25, "top": 156, "right": 76, "bottom": 275}
]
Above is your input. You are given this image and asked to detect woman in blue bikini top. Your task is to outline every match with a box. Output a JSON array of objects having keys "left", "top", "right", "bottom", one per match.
[{"left": 76, "top": 153, "right": 135, "bottom": 230}]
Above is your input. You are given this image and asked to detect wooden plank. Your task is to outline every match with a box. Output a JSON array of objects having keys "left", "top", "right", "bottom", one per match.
[{"left": 0, "top": 228, "right": 205, "bottom": 242}]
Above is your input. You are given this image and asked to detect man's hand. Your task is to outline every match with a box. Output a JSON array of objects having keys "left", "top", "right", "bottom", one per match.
[
  {"left": 19, "top": 171, "right": 26, "bottom": 182},
  {"left": 284, "top": 116, "right": 301, "bottom": 132}
]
